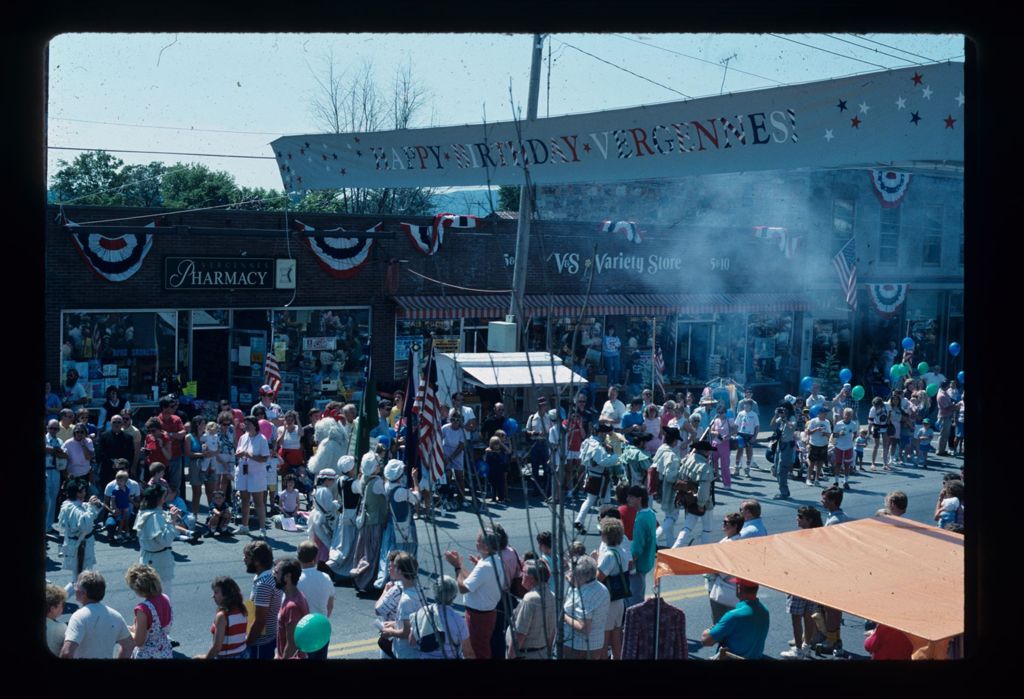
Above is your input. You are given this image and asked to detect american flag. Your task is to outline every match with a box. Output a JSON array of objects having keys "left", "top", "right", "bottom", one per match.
[
  {"left": 415, "top": 346, "right": 446, "bottom": 483},
  {"left": 264, "top": 353, "right": 282, "bottom": 395},
  {"left": 654, "top": 346, "right": 666, "bottom": 399},
  {"left": 832, "top": 237, "right": 858, "bottom": 311}
]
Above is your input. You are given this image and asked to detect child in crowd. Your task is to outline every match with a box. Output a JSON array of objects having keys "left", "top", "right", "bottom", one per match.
[
  {"left": 915, "top": 419, "right": 933, "bottom": 469},
  {"left": 165, "top": 484, "right": 198, "bottom": 534},
  {"left": 935, "top": 478, "right": 964, "bottom": 529},
  {"left": 205, "top": 490, "right": 232, "bottom": 536},
  {"left": 795, "top": 431, "right": 809, "bottom": 481},
  {"left": 107, "top": 470, "right": 135, "bottom": 542},
  {"left": 855, "top": 429, "right": 868, "bottom": 470},
  {"left": 201, "top": 420, "right": 220, "bottom": 483},
  {"left": 147, "top": 462, "right": 170, "bottom": 491},
  {"left": 45, "top": 583, "right": 67, "bottom": 656},
  {"left": 274, "top": 474, "right": 307, "bottom": 528}
]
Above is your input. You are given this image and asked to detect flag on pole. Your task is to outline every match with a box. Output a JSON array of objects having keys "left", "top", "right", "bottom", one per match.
[
  {"left": 654, "top": 346, "right": 666, "bottom": 399},
  {"left": 416, "top": 346, "right": 446, "bottom": 484},
  {"left": 401, "top": 346, "right": 420, "bottom": 472},
  {"left": 353, "top": 376, "right": 379, "bottom": 460},
  {"left": 832, "top": 237, "right": 858, "bottom": 311},
  {"left": 264, "top": 354, "right": 282, "bottom": 396}
]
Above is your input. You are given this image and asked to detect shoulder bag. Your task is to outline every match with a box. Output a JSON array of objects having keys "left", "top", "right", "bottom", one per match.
[{"left": 603, "top": 549, "right": 631, "bottom": 602}]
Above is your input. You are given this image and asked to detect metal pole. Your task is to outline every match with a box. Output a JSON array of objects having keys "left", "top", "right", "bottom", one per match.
[
  {"left": 508, "top": 34, "right": 546, "bottom": 344},
  {"left": 651, "top": 317, "right": 657, "bottom": 396},
  {"left": 653, "top": 575, "right": 662, "bottom": 660}
]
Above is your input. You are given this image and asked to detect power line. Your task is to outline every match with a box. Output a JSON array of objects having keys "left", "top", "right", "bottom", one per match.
[
  {"left": 49, "top": 116, "right": 285, "bottom": 136},
  {"left": 766, "top": 34, "right": 891, "bottom": 70},
  {"left": 612, "top": 34, "right": 786, "bottom": 86},
  {"left": 851, "top": 34, "right": 941, "bottom": 63},
  {"left": 49, "top": 146, "right": 275, "bottom": 160},
  {"left": 552, "top": 38, "right": 692, "bottom": 99},
  {"left": 823, "top": 34, "right": 923, "bottom": 65}
]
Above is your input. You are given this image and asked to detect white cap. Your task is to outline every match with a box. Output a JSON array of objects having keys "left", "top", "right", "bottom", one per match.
[
  {"left": 360, "top": 452, "right": 379, "bottom": 477},
  {"left": 316, "top": 468, "right": 337, "bottom": 482},
  {"left": 336, "top": 454, "right": 356, "bottom": 474},
  {"left": 383, "top": 459, "right": 405, "bottom": 482}
]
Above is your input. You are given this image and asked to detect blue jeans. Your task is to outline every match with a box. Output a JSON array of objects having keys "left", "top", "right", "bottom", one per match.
[
  {"left": 626, "top": 571, "right": 646, "bottom": 609},
  {"left": 603, "top": 355, "right": 621, "bottom": 385},
  {"left": 44, "top": 469, "right": 61, "bottom": 533},
  {"left": 166, "top": 456, "right": 184, "bottom": 495},
  {"left": 248, "top": 638, "right": 276, "bottom": 659},
  {"left": 775, "top": 442, "right": 793, "bottom": 497}
]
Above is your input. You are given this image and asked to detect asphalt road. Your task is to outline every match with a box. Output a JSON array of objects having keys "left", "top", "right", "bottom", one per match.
[{"left": 45, "top": 445, "right": 962, "bottom": 661}]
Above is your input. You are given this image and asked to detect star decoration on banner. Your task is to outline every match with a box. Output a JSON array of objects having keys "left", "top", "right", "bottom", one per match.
[
  {"left": 333, "top": 154, "right": 338, "bottom": 160},
  {"left": 921, "top": 85, "right": 933, "bottom": 100},
  {"left": 912, "top": 72, "right": 923, "bottom": 86},
  {"left": 322, "top": 154, "right": 328, "bottom": 160},
  {"left": 304, "top": 142, "right": 311, "bottom": 149},
  {"left": 341, "top": 168, "right": 347, "bottom": 175},
  {"left": 299, "top": 148, "right": 305, "bottom": 155},
  {"left": 356, "top": 151, "right": 362, "bottom": 157},
  {"left": 444, "top": 153, "right": 450, "bottom": 160},
  {"left": 859, "top": 101, "right": 871, "bottom": 114},
  {"left": 956, "top": 91, "right": 965, "bottom": 107},
  {"left": 354, "top": 136, "right": 360, "bottom": 143},
  {"left": 287, "top": 153, "right": 293, "bottom": 159},
  {"left": 276, "top": 151, "right": 282, "bottom": 158},
  {"left": 896, "top": 96, "right": 906, "bottom": 110},
  {"left": 583, "top": 143, "right": 591, "bottom": 153},
  {"left": 837, "top": 99, "right": 848, "bottom": 112},
  {"left": 297, "top": 176, "right": 303, "bottom": 184},
  {"left": 910, "top": 111, "right": 921, "bottom": 125},
  {"left": 944, "top": 114, "right": 956, "bottom": 129},
  {"left": 824, "top": 129, "right": 834, "bottom": 142},
  {"left": 850, "top": 115, "right": 861, "bottom": 128}
]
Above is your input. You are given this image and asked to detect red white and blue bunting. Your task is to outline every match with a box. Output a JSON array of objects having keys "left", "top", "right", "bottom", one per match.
[
  {"left": 601, "top": 220, "right": 642, "bottom": 244},
  {"left": 752, "top": 226, "right": 801, "bottom": 259},
  {"left": 867, "top": 283, "right": 909, "bottom": 316},
  {"left": 64, "top": 216, "right": 156, "bottom": 283},
  {"left": 401, "top": 212, "right": 479, "bottom": 256},
  {"left": 870, "top": 170, "right": 912, "bottom": 208},
  {"left": 293, "top": 219, "right": 382, "bottom": 279}
]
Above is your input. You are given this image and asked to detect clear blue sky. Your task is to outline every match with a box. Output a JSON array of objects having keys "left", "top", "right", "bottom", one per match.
[{"left": 47, "top": 33, "right": 964, "bottom": 193}]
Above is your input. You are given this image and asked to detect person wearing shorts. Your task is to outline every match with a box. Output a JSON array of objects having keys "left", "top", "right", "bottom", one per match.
[
  {"left": 235, "top": 416, "right": 270, "bottom": 537},
  {"left": 805, "top": 413, "right": 831, "bottom": 487},
  {"left": 831, "top": 409, "right": 857, "bottom": 490}
]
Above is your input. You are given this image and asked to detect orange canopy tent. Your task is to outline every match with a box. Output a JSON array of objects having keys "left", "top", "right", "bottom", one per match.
[{"left": 655, "top": 515, "right": 964, "bottom": 658}]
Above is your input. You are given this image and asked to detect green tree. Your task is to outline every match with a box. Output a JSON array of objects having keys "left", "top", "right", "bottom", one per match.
[
  {"left": 498, "top": 184, "right": 520, "bottom": 212},
  {"left": 230, "top": 186, "right": 288, "bottom": 211},
  {"left": 160, "top": 163, "right": 238, "bottom": 209},
  {"left": 49, "top": 151, "right": 168, "bottom": 206}
]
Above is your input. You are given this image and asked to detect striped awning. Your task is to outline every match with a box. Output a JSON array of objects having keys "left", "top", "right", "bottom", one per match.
[{"left": 393, "top": 292, "right": 811, "bottom": 320}]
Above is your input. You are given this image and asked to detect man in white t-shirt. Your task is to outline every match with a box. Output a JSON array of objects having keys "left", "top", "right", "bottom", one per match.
[
  {"left": 60, "top": 571, "right": 133, "bottom": 659},
  {"left": 296, "top": 541, "right": 335, "bottom": 660},
  {"left": 735, "top": 399, "right": 760, "bottom": 475},
  {"left": 444, "top": 528, "right": 506, "bottom": 660},
  {"left": 831, "top": 408, "right": 858, "bottom": 490},
  {"left": 600, "top": 385, "right": 626, "bottom": 428},
  {"left": 805, "top": 411, "right": 832, "bottom": 487}
]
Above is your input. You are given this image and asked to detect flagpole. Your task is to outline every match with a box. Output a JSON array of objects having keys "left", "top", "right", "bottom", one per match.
[{"left": 651, "top": 317, "right": 656, "bottom": 397}]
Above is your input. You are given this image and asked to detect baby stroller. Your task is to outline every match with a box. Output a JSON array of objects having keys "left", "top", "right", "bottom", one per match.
[{"left": 436, "top": 468, "right": 462, "bottom": 513}]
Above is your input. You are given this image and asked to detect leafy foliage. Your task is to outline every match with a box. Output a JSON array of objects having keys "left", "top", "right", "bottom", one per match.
[{"left": 498, "top": 184, "right": 520, "bottom": 212}]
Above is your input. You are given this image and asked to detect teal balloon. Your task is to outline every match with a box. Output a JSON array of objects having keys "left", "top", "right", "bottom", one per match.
[
  {"left": 917, "top": 362, "right": 929, "bottom": 375},
  {"left": 839, "top": 368, "right": 852, "bottom": 383},
  {"left": 926, "top": 383, "right": 939, "bottom": 397},
  {"left": 294, "top": 613, "right": 331, "bottom": 653},
  {"left": 896, "top": 363, "right": 909, "bottom": 377},
  {"left": 948, "top": 342, "right": 961, "bottom": 357},
  {"left": 851, "top": 385, "right": 865, "bottom": 401},
  {"left": 889, "top": 365, "right": 901, "bottom": 381},
  {"left": 957, "top": 371, "right": 964, "bottom": 383}
]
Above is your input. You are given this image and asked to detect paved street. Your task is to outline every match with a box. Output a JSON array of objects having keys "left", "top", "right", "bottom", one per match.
[{"left": 46, "top": 444, "right": 962, "bottom": 660}]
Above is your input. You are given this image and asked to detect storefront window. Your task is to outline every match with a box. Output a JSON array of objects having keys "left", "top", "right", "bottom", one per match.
[
  {"left": 811, "top": 319, "right": 853, "bottom": 390},
  {"left": 394, "top": 319, "right": 460, "bottom": 378},
  {"left": 674, "top": 320, "right": 712, "bottom": 383},
  {"left": 270, "top": 308, "right": 371, "bottom": 412},
  {"left": 713, "top": 314, "right": 747, "bottom": 381},
  {"left": 552, "top": 316, "right": 603, "bottom": 375},
  {"left": 61, "top": 311, "right": 177, "bottom": 406},
  {"left": 526, "top": 316, "right": 547, "bottom": 352},
  {"left": 905, "top": 292, "right": 941, "bottom": 366},
  {"left": 746, "top": 313, "right": 794, "bottom": 384}
]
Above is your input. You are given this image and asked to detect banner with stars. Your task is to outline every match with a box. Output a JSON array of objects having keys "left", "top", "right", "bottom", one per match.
[{"left": 271, "top": 63, "right": 963, "bottom": 191}]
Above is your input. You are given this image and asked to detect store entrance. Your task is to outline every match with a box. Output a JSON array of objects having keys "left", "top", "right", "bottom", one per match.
[
  {"left": 192, "top": 329, "right": 230, "bottom": 403},
  {"left": 676, "top": 322, "right": 712, "bottom": 381}
]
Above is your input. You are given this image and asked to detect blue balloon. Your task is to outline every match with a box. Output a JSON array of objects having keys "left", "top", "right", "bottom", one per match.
[
  {"left": 902, "top": 336, "right": 915, "bottom": 350},
  {"left": 839, "top": 368, "right": 853, "bottom": 383},
  {"left": 800, "top": 376, "right": 814, "bottom": 393},
  {"left": 957, "top": 370, "right": 965, "bottom": 383},
  {"left": 949, "top": 342, "right": 961, "bottom": 357},
  {"left": 377, "top": 436, "right": 391, "bottom": 447},
  {"left": 503, "top": 417, "right": 519, "bottom": 436},
  {"left": 726, "top": 409, "right": 735, "bottom": 419},
  {"left": 809, "top": 405, "right": 822, "bottom": 418}
]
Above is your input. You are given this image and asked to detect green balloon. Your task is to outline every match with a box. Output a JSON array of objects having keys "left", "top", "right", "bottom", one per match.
[
  {"left": 896, "top": 363, "right": 909, "bottom": 377},
  {"left": 917, "top": 362, "right": 929, "bottom": 375},
  {"left": 294, "top": 613, "right": 331, "bottom": 653},
  {"left": 851, "top": 385, "right": 865, "bottom": 401},
  {"left": 926, "top": 383, "right": 939, "bottom": 397}
]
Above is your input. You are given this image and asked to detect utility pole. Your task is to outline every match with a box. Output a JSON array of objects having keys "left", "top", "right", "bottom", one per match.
[{"left": 508, "top": 33, "right": 546, "bottom": 348}]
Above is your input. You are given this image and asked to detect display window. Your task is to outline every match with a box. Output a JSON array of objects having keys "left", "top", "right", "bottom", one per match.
[
  {"left": 746, "top": 312, "right": 794, "bottom": 384},
  {"left": 61, "top": 310, "right": 177, "bottom": 406},
  {"left": 394, "top": 319, "right": 460, "bottom": 378}
]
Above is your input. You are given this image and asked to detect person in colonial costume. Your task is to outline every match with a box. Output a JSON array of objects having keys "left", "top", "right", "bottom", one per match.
[{"left": 373, "top": 459, "right": 420, "bottom": 588}]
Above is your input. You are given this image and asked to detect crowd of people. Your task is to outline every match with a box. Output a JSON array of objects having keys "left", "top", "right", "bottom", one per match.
[{"left": 44, "top": 362, "right": 965, "bottom": 660}]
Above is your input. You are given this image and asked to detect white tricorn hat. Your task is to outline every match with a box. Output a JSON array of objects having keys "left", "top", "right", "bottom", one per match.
[
  {"left": 336, "top": 454, "right": 356, "bottom": 475},
  {"left": 315, "top": 468, "right": 337, "bottom": 482},
  {"left": 360, "top": 452, "right": 380, "bottom": 477},
  {"left": 383, "top": 458, "right": 406, "bottom": 482}
]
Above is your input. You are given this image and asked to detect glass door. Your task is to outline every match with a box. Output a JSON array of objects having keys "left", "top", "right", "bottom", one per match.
[{"left": 675, "top": 322, "right": 712, "bottom": 382}]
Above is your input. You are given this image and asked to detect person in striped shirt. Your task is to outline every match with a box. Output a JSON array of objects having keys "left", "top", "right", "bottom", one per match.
[
  {"left": 196, "top": 576, "right": 249, "bottom": 659},
  {"left": 243, "top": 541, "right": 282, "bottom": 659}
]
